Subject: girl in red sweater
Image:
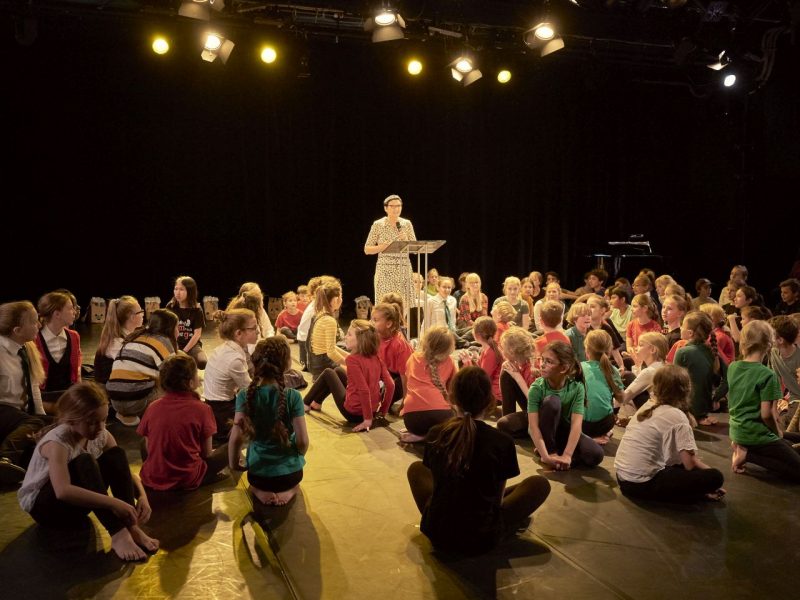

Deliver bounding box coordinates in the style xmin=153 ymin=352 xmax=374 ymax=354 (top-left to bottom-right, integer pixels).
xmin=35 ymin=290 xmax=82 ymax=412
xmin=461 ymin=316 xmax=504 ymax=404
xmin=303 ymin=320 xmax=395 ymax=431
xmin=373 ymin=302 xmax=413 ymax=411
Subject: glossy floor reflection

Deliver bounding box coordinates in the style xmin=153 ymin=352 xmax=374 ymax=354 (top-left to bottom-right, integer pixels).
xmin=0 ymin=324 xmax=796 ymax=599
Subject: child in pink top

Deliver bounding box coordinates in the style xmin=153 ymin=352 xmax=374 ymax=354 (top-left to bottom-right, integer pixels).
xmin=400 ymin=327 xmax=456 ymax=443
xmin=626 ymin=294 xmax=662 ymax=367
xmin=303 ymin=320 xmax=395 ymax=431
xmin=373 ymin=302 xmax=413 ymax=410
xmin=275 ymin=291 xmax=303 ymax=340
xmin=461 ymin=317 xmax=504 ymax=404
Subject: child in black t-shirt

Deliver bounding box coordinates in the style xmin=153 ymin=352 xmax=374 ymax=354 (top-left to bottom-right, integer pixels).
xmin=406 ymin=366 xmax=551 ymax=555
xmin=166 ymin=275 xmax=207 ymax=369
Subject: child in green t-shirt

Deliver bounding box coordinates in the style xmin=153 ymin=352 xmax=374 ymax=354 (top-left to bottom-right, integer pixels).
xmin=730 ymin=321 xmax=800 ymax=482
xmin=527 ymin=341 xmax=603 ymax=470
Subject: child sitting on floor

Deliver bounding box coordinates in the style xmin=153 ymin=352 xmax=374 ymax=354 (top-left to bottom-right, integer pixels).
xmin=581 ymin=330 xmax=624 ymax=445
xmin=496 ymin=328 xmax=538 ymax=437
xmin=275 ymin=291 xmax=302 ymax=340
xmin=527 ymin=341 xmax=604 ymax=470
xmin=460 ymin=316 xmax=503 ymax=404
xmin=138 ymin=355 xmax=229 ymax=490
xmin=406 ymin=366 xmax=551 ymax=555
xmin=730 ymin=321 xmax=800 ymax=481
xmin=18 ymin=382 xmax=158 ymax=561
xmin=303 ymin=319 xmax=395 ymax=431
xmin=615 ymin=364 xmax=725 ymax=502
xmin=400 ymin=326 xmax=456 ymax=443
xmin=229 ymin=337 xmax=309 ymax=506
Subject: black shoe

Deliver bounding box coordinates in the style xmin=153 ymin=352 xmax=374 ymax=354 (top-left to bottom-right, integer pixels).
xmin=0 ymin=458 xmax=26 ymax=485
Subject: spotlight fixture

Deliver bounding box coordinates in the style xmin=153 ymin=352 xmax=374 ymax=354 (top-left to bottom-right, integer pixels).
xmin=364 ymin=3 xmax=406 ymax=43
xmin=260 ymin=46 xmax=277 ymax=64
xmin=178 ymin=0 xmax=224 ymax=21
xmin=407 ymin=59 xmax=423 ymax=75
xmin=497 ymin=69 xmax=511 ymax=84
xmin=524 ymin=19 xmax=564 ymax=57
xmin=449 ymin=55 xmax=482 ymax=86
xmin=706 ymin=50 xmax=730 ymax=70
xmin=152 ymin=36 xmax=170 ymax=55
xmin=723 ymin=73 xmax=736 ymax=87
xmin=202 ymin=33 xmax=234 ymax=64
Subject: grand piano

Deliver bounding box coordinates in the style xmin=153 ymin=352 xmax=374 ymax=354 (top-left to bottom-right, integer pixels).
xmin=589 ymin=235 xmax=663 ymax=280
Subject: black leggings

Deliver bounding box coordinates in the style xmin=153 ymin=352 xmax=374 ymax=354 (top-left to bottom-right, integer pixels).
xmin=30 ymin=447 xmax=135 ymax=535
xmin=537 ymin=396 xmax=604 ymax=467
xmin=403 ymin=410 xmax=454 ymax=437
xmin=742 ymin=437 xmax=800 ymax=482
xmin=582 ymin=413 xmax=616 ymax=438
xmin=303 ymin=367 xmax=362 ymax=423
xmin=248 ymin=469 xmax=304 ymax=493
xmin=618 ymin=465 xmax=724 ymax=502
xmin=207 ymin=399 xmax=236 ymax=444
xmin=500 ymin=371 xmax=527 ymax=416
xmin=388 ymin=371 xmax=404 ymax=405
xmin=407 ymin=461 xmax=551 ymax=529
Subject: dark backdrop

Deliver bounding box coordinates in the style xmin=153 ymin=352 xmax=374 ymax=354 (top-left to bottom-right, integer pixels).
xmin=3 ymin=18 xmax=798 ymax=312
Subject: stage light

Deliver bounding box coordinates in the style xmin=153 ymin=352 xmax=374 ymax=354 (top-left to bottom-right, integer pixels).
xmin=179 ymin=0 xmax=223 ymax=21
xmin=364 ymin=4 xmax=406 ymax=43
xmin=407 ymin=59 xmax=422 ymax=75
xmin=261 ymin=46 xmax=277 ymax=64
xmin=152 ymin=36 xmax=170 ymax=55
xmin=533 ymin=22 xmax=555 ymax=41
xmin=707 ymin=50 xmax=730 ymax=70
xmin=541 ymin=38 xmax=565 ymax=57
xmin=497 ymin=70 xmax=511 ymax=83
xmin=724 ymin=73 xmax=736 ymax=87
xmin=202 ymin=33 xmax=234 ymax=64
xmin=449 ymin=55 xmax=482 ymax=86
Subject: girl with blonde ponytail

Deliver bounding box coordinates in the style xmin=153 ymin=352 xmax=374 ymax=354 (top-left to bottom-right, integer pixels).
xmin=407 ymin=366 xmax=551 ymax=555
xmin=581 ymin=330 xmax=624 ymax=444
xmin=228 ymin=337 xmax=308 ymax=506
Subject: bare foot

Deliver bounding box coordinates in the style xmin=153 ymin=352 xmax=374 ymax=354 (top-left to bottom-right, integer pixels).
xmin=272 ymin=485 xmax=299 ymax=506
xmin=593 ymin=435 xmax=610 ymax=446
xmin=399 ymin=432 xmax=425 ymax=443
xmin=697 ymin=416 xmax=718 ymax=426
xmin=130 ymin=525 xmax=159 ymax=553
xmin=111 ymin=528 xmax=147 ymax=561
xmin=731 ymin=442 xmax=748 ymax=474
xmin=249 ymin=485 xmax=277 ymax=505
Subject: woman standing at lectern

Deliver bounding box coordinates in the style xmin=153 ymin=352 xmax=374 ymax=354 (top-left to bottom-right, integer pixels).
xmin=364 ymin=194 xmax=417 ymax=309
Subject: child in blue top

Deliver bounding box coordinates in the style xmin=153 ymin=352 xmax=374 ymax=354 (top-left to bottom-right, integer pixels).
xmin=730 ymin=321 xmax=800 ymax=481
xmin=581 ymin=330 xmax=624 ymax=445
xmin=228 ymin=336 xmax=309 ymax=506
xmin=527 ymin=341 xmax=603 ymax=470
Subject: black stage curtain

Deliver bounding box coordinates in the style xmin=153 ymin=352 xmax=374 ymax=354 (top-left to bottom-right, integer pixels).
xmin=2 ymin=23 xmax=798 ymax=309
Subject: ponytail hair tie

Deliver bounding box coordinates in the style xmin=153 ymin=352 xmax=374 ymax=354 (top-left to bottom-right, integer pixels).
xmin=463 ymin=411 xmax=472 ymax=418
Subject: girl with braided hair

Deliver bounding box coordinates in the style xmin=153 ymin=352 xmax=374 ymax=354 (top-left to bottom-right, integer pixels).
xmin=674 ymin=311 xmax=727 ymax=426
xmin=399 ymin=326 xmax=456 ymax=443
xmin=407 ymin=366 xmax=550 ymax=555
xmin=228 ymin=336 xmax=308 ymax=506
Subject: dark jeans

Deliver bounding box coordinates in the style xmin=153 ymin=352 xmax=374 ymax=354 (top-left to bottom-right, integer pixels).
xmin=140 ymin=439 xmax=229 ymax=488
xmin=0 ymin=404 xmax=45 ymax=468
xmin=279 ymin=326 xmax=298 ymax=340
xmin=30 ymin=447 xmax=134 ymax=535
xmin=743 ymin=437 xmax=800 ymax=482
xmin=303 ymin=367 xmax=362 ymax=423
xmin=618 ymin=465 xmax=724 ymax=502
xmin=248 ymin=469 xmax=303 ymax=493
xmin=403 ymin=409 xmax=454 ymax=437
xmin=208 ymin=399 xmax=235 ymax=444
xmin=537 ymin=395 xmax=604 ymax=467
xmin=407 ymin=461 xmax=551 ymax=529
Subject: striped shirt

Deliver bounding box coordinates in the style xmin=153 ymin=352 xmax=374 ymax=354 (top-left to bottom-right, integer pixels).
xmin=106 ymin=334 xmax=175 ymax=401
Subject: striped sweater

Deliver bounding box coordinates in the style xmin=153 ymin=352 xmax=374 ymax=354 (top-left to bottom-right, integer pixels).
xmin=106 ymin=334 xmax=175 ymax=401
